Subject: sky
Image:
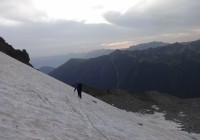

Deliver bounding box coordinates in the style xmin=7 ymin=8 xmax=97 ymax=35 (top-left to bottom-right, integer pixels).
xmin=0 ymin=0 xmax=200 ymax=57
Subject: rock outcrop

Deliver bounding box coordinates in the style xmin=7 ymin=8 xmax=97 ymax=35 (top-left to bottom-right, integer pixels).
xmin=0 ymin=37 xmax=33 ymax=67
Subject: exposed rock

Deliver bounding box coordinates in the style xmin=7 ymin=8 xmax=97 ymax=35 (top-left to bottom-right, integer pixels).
xmin=0 ymin=36 xmax=33 ymax=67
xmin=82 ymin=85 xmax=200 ymax=134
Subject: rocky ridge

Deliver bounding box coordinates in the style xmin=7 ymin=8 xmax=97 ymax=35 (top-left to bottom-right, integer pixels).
xmin=0 ymin=37 xmax=32 ymax=67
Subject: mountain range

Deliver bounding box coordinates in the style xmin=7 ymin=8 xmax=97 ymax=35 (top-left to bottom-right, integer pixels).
xmin=31 ymin=41 xmax=169 ymax=69
xmin=50 ymin=39 xmax=200 ymax=98
xmin=31 ymin=49 xmax=113 ymax=69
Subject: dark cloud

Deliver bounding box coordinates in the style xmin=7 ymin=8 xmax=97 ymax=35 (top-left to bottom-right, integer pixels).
xmin=104 ymin=0 xmax=200 ymax=32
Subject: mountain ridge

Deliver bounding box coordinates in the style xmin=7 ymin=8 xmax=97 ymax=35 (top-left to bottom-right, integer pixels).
xmin=31 ymin=41 xmax=170 ymax=69
xmin=31 ymin=49 xmax=113 ymax=68
xmin=50 ymin=39 xmax=200 ymax=98
xmin=128 ymin=41 xmax=169 ymax=50
xmin=0 ymin=36 xmax=33 ymax=67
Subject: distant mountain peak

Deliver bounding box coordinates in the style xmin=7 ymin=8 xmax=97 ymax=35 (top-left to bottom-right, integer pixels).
xmin=129 ymin=41 xmax=169 ymax=51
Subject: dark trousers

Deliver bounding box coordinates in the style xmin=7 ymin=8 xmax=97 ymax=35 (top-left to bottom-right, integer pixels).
xmin=78 ymin=90 xmax=82 ymax=98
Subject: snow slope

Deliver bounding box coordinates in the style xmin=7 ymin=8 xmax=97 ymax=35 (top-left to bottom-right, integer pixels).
xmin=0 ymin=52 xmax=199 ymax=140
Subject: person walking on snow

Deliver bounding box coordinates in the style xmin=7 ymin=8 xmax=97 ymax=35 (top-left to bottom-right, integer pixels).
xmin=74 ymin=82 xmax=82 ymax=99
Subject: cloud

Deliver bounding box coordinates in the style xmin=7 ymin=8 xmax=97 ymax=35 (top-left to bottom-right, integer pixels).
xmin=1 ymin=19 xmax=138 ymax=57
xmin=0 ymin=0 xmax=46 ymax=24
xmin=1 ymin=0 xmax=200 ymax=58
xmin=2 ymin=18 xmax=200 ymax=57
xmin=102 ymin=41 xmax=133 ymax=49
xmin=104 ymin=0 xmax=200 ymax=32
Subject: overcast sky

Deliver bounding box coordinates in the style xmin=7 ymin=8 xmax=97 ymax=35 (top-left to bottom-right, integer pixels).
xmin=0 ymin=0 xmax=200 ymax=58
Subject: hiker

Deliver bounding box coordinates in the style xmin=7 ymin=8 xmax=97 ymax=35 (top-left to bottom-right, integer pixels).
xmin=74 ymin=82 xmax=82 ymax=99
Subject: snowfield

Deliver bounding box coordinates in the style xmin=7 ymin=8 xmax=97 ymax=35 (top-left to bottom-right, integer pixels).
xmin=0 ymin=52 xmax=199 ymax=140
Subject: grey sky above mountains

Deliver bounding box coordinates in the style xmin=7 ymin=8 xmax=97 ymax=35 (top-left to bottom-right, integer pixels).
xmin=0 ymin=0 xmax=200 ymax=57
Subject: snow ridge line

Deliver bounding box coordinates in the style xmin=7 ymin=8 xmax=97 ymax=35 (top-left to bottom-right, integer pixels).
xmin=78 ymin=98 xmax=110 ymax=140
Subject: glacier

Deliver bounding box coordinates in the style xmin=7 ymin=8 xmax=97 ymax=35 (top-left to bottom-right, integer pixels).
xmin=0 ymin=52 xmax=199 ymax=140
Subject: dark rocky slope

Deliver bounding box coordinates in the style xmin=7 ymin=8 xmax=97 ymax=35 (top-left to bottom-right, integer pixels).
xmin=82 ymin=85 xmax=200 ymax=134
xmin=0 ymin=37 xmax=32 ymax=67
